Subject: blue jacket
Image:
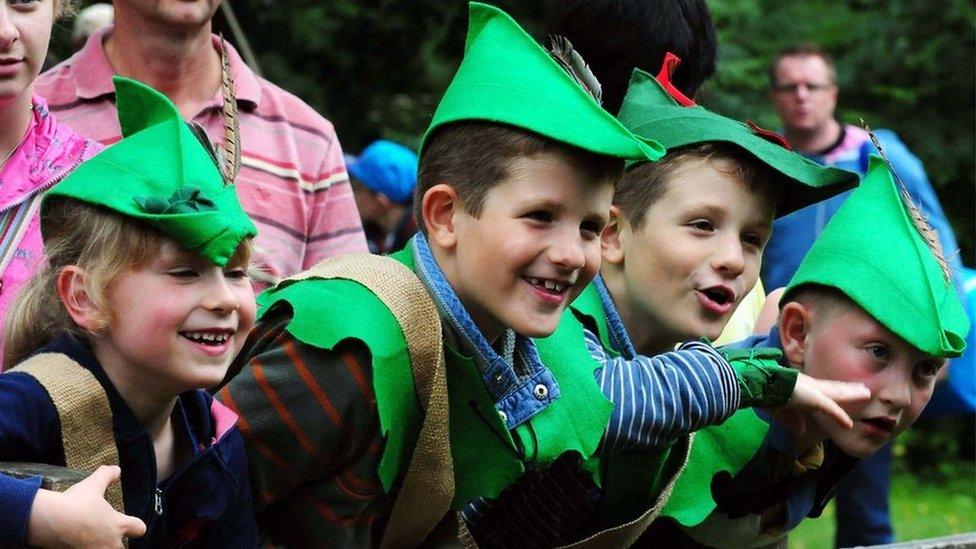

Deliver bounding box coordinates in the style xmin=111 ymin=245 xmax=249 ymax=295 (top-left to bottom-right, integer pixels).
xmin=0 ymin=334 xmax=257 ymax=547
xmin=762 ymin=125 xmax=964 ymax=299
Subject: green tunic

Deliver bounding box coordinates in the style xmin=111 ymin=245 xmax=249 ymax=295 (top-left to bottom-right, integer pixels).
xmin=256 ymin=247 xmax=614 ymax=509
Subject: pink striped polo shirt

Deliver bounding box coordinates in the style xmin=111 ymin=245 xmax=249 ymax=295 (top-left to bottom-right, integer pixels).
xmin=36 ymin=28 xmax=368 ymax=290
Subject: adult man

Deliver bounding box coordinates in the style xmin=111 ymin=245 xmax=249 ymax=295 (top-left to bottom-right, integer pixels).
xmin=36 ymin=0 xmax=367 ymax=287
xmin=763 ymin=43 xmax=965 ymax=547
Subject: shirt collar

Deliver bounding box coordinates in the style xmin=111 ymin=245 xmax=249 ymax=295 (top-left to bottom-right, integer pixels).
xmin=69 ymin=27 xmax=262 ymax=110
xmin=411 ymin=234 xmax=560 ymax=428
xmin=593 ymin=275 xmax=639 ymax=359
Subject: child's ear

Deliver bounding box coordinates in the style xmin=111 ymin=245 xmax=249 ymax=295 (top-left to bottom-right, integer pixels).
xmin=779 ymin=301 xmax=812 ymax=370
xmin=422 ymin=183 xmax=460 ymax=250
xmin=601 ymin=206 xmax=626 ymax=265
xmin=56 ymin=266 xmax=106 ymax=333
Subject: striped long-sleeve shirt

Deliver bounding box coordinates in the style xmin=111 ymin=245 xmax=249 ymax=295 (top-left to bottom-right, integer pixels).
xmin=590 ymin=331 xmax=742 ymax=453
xmin=35 ymin=29 xmax=368 ymax=290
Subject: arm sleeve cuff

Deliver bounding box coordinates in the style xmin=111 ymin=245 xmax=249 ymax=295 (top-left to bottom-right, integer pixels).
xmin=722 ymin=347 xmax=798 ymax=408
xmin=0 ymin=474 xmax=43 ymax=545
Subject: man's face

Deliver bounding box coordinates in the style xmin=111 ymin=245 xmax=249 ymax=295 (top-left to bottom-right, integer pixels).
xmin=604 ymin=158 xmax=774 ymax=354
xmin=790 ymin=300 xmax=943 ymax=458
xmin=442 ymin=153 xmax=613 ymax=342
xmin=770 ymin=55 xmax=838 ymax=136
xmin=115 ymin=0 xmax=220 ymax=30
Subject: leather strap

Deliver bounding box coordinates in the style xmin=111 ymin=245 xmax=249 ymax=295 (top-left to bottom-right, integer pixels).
xmin=284 ymin=253 xmax=453 ymax=548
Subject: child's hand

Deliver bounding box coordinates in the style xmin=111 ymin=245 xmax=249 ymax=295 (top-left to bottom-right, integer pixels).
xmin=26 ymin=465 xmax=146 ymax=548
xmin=780 ymin=373 xmax=871 ymax=430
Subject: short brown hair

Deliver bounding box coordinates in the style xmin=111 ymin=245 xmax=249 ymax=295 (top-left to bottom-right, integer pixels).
xmin=769 ymin=43 xmax=837 ymax=88
xmin=614 ymin=141 xmax=782 ymax=230
xmin=414 ymin=122 xmax=624 ymax=228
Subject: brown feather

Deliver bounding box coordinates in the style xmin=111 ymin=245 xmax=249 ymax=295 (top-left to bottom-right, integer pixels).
xmin=548 ymin=34 xmax=602 ymax=104
xmin=860 ymin=118 xmax=952 ymax=284
xmin=219 ymin=34 xmax=242 ymax=186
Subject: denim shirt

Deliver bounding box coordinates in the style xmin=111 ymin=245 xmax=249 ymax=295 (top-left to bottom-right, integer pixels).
xmin=410 ymin=235 xmax=561 ymax=429
xmin=593 ymin=275 xmax=639 ymax=358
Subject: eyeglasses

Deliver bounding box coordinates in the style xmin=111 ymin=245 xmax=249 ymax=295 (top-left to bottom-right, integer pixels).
xmin=772 ymin=82 xmax=835 ymax=95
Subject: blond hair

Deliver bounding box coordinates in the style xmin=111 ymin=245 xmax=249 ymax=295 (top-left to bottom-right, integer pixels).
xmin=3 ymin=198 xmax=251 ymax=369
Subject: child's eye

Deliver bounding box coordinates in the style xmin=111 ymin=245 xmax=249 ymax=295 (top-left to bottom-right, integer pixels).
xmin=866 ymin=344 xmax=890 ymax=361
xmin=225 ymin=268 xmax=249 ymax=280
xmin=580 ymin=220 xmax=603 ymax=238
xmin=742 ymin=232 xmax=766 ymax=249
xmin=689 ymin=220 xmax=714 ymax=232
xmin=914 ymin=360 xmax=942 ymax=380
xmin=524 ymin=211 xmax=552 ymax=223
xmin=9 ymin=0 xmax=40 ymax=10
xmin=168 ymin=268 xmax=199 ymax=279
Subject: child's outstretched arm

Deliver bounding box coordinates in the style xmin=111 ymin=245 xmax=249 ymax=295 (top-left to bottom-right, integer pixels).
xmin=25 ymin=465 xmax=146 ymax=548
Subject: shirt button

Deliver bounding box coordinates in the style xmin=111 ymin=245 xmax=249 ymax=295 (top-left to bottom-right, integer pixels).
xmin=498 ymin=410 xmax=508 ymax=424
xmin=533 ymin=384 xmax=549 ymax=400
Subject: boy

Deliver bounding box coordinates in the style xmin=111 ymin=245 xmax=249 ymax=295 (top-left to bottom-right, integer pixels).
xmin=534 ymin=59 xmax=862 ymax=534
xmin=651 ymin=158 xmax=970 ymax=546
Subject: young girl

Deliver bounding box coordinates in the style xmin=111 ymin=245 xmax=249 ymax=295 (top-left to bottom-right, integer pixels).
xmin=0 ymin=0 xmax=101 ymax=337
xmin=0 ymin=77 xmax=258 ymax=547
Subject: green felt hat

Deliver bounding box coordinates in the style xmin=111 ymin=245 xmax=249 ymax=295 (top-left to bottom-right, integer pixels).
xmin=785 ymin=157 xmax=969 ymax=357
xmin=420 ymin=2 xmax=663 ymax=163
xmin=44 ymin=77 xmax=257 ymax=266
xmin=617 ymin=61 xmax=858 ymax=216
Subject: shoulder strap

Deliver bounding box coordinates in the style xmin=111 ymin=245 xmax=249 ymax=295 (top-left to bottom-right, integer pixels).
xmin=557 ymin=434 xmax=694 ymax=549
xmin=283 ymin=253 xmax=453 ymax=548
xmin=10 ymin=352 xmax=125 ymax=514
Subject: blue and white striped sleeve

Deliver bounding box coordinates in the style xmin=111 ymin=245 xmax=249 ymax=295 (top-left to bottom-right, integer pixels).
xmin=587 ymin=330 xmax=741 ymax=454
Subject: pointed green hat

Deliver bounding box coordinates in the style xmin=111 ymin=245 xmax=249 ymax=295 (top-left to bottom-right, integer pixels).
xmin=785 ymin=157 xmax=969 ymax=357
xmin=617 ymin=59 xmax=858 ymax=216
xmin=421 ymin=2 xmax=663 ymax=163
xmin=44 ymin=77 xmax=257 ymax=266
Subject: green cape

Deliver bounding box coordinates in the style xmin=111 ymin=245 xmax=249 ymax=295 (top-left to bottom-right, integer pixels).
xmin=44 ymin=77 xmax=256 ymax=266
xmin=785 ymin=156 xmax=969 ymax=357
xmin=421 ymin=2 xmax=663 ymax=164
xmin=617 ymin=66 xmax=857 ymax=216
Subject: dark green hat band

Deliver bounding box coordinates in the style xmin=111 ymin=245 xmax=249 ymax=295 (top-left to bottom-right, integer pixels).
xmin=44 ymin=77 xmax=257 ymax=266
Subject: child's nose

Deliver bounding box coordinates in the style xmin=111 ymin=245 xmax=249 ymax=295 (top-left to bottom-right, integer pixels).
xmin=547 ymin=229 xmax=586 ymax=270
xmin=0 ymin=8 xmax=19 ymax=49
xmin=877 ymin=367 xmax=913 ymax=410
xmin=203 ymin=276 xmax=241 ymax=314
xmin=711 ymin=238 xmax=745 ymax=277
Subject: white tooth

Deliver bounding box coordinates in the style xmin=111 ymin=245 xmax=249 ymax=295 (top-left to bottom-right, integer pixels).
xmin=544 ymin=280 xmax=556 ymax=290
xmin=529 ymin=277 xmax=540 ymax=285
xmin=554 ymin=284 xmax=564 ymax=292
xmin=205 ymin=334 xmax=215 ymax=341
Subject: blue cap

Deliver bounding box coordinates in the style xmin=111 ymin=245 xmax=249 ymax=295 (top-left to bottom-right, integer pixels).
xmin=346 ymin=140 xmax=419 ymax=204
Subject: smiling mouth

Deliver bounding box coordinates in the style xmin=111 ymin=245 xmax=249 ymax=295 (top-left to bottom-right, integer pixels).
xmin=180 ymin=331 xmax=231 ymax=346
xmin=524 ymin=276 xmax=572 ymax=295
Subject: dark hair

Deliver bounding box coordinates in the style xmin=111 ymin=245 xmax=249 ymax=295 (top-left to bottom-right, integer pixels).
xmin=614 ymin=142 xmax=782 ymax=230
xmin=769 ymin=43 xmax=837 ymax=87
xmin=545 ymin=0 xmax=717 ymax=113
xmin=414 ymin=122 xmax=623 ymax=229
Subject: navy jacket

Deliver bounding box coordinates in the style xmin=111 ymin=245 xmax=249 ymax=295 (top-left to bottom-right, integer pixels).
xmin=0 ymin=334 xmax=257 ymax=547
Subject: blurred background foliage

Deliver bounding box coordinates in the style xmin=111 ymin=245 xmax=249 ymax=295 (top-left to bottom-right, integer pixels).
xmin=52 ymin=0 xmax=973 ymax=261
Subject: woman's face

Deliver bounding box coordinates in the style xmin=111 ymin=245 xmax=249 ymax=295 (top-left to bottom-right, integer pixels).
xmin=0 ymin=0 xmax=54 ymax=109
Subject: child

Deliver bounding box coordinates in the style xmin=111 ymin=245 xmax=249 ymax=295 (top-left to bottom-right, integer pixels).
xmin=652 ymin=158 xmax=970 ymax=546
xmin=0 ymin=78 xmax=258 ymax=547
xmin=532 ymin=59 xmax=864 ymax=534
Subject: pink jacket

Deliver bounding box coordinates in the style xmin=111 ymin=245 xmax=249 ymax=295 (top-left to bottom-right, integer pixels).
xmin=0 ymin=96 xmax=102 ymax=336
